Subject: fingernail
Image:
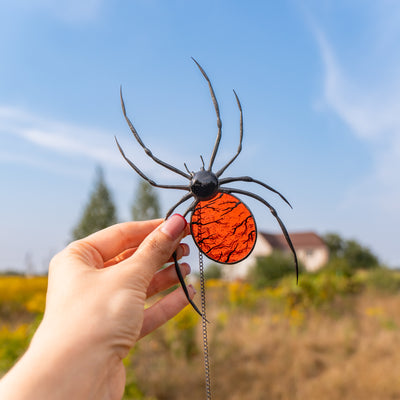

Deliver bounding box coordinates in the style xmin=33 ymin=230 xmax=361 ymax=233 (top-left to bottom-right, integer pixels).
xmin=188 ymin=284 xmax=197 ymax=295
xmin=161 ymin=214 xmax=187 ymax=240
xmin=182 ymin=263 xmax=191 ymax=274
xmin=181 ymin=244 xmax=190 ymax=257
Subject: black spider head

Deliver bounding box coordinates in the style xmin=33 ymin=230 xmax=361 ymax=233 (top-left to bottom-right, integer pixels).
xmin=190 ymin=169 xmax=219 ymax=201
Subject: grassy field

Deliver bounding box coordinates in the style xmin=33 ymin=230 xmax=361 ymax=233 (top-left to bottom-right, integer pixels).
xmin=1 ymin=269 xmax=400 ymax=399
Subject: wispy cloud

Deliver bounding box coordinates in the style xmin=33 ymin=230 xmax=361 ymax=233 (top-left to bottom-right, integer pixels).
xmin=0 ymin=105 xmax=192 ymax=183
xmin=314 ymin=28 xmax=400 ymax=197
xmin=315 ymin=31 xmax=400 ymax=141
xmin=0 ymin=105 xmax=123 ymax=169
xmin=308 ymin=4 xmax=400 ymax=265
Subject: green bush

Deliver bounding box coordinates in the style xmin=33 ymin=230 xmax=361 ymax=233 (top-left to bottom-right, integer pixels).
xmin=365 ymin=267 xmax=400 ymax=293
xmin=270 ymin=268 xmax=361 ymax=310
xmin=0 ymin=324 xmax=31 ymax=374
xmin=248 ymin=251 xmax=297 ymax=288
xmin=324 ymin=257 xmax=355 ymax=278
xmin=204 ymin=263 xmax=223 ymax=280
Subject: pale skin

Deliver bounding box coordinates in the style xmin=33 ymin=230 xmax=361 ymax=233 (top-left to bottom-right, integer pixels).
xmin=0 ymin=214 xmax=195 ymax=400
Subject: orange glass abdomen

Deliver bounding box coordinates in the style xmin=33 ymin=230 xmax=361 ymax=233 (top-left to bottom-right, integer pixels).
xmin=190 ymin=193 xmax=257 ymax=264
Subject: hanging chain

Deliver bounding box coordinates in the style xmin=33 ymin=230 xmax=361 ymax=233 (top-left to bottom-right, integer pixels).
xmin=199 ymin=250 xmax=212 ymax=400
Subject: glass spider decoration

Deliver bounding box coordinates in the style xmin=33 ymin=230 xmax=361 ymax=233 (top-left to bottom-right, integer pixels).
xmin=115 ymin=58 xmax=298 ymax=317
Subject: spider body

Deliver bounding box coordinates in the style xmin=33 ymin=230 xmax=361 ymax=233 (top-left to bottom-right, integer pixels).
xmin=116 ymin=58 xmax=298 ymax=317
xmin=191 ymin=192 xmax=257 ymax=264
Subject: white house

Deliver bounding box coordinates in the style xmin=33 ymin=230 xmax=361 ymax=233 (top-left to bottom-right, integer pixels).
xmin=221 ymin=231 xmax=329 ymax=280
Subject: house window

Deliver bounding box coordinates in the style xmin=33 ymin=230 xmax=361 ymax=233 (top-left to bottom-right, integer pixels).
xmin=305 ymin=249 xmax=314 ymax=257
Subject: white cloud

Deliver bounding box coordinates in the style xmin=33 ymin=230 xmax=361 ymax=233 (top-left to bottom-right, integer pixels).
xmin=0 ymin=105 xmax=193 ymax=185
xmin=315 ymin=30 xmax=400 ymax=141
xmin=309 ymin=9 xmax=400 ymax=266
xmin=315 ymin=29 xmax=400 ymax=193
xmin=0 ymin=105 xmax=123 ymax=168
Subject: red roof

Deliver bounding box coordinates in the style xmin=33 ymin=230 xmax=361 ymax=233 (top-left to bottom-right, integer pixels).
xmin=260 ymin=231 xmax=326 ymax=251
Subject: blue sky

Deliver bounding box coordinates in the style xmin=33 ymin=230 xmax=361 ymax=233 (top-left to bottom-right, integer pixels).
xmin=1 ymin=0 xmax=400 ymax=272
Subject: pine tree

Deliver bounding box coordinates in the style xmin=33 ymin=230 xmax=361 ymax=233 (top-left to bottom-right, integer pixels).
xmin=72 ymin=167 xmax=118 ymax=240
xmin=131 ymin=180 xmax=161 ymax=221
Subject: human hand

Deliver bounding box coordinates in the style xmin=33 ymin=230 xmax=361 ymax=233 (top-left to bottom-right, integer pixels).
xmin=0 ymin=215 xmax=195 ymax=400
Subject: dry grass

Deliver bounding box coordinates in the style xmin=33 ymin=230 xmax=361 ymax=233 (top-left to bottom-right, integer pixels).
xmin=129 ymin=287 xmax=400 ymax=400
xmin=1 ymin=274 xmax=400 ymax=399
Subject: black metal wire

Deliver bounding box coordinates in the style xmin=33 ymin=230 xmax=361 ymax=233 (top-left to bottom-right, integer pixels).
xmin=199 ymin=251 xmax=212 ymax=400
xmin=173 ymin=252 xmax=203 ymax=317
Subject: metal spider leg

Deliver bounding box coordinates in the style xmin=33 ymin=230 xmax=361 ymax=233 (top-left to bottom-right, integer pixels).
xmin=216 ymin=90 xmax=243 ymax=177
xmin=219 ymin=176 xmax=293 ymax=208
xmin=220 ymin=187 xmax=299 ymax=282
xmin=172 ymin=252 xmax=204 ymax=318
xmin=120 ymin=87 xmax=190 ymax=180
xmin=191 ymin=58 xmax=222 ymax=172
xmin=182 ymin=200 xmax=198 ymax=218
xmin=165 ymin=193 xmax=194 ymax=219
xmin=115 ymin=137 xmax=189 ymax=191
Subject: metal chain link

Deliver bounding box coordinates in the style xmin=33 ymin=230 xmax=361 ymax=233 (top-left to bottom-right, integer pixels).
xmin=199 ymin=251 xmax=212 ymax=400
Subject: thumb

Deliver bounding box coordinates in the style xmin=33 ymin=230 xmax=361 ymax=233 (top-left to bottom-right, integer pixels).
xmin=124 ymin=214 xmax=188 ymax=286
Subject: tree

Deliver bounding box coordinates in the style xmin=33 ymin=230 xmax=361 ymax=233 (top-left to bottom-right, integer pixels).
xmin=323 ymin=233 xmax=344 ymax=259
xmin=72 ymin=167 xmax=117 ymax=240
xmin=131 ymin=180 xmax=161 ymax=221
xmin=323 ymin=233 xmax=379 ymax=270
xmin=343 ymin=239 xmax=379 ymax=269
xmin=204 ymin=263 xmax=222 ymax=280
xmin=248 ymin=251 xmax=296 ymax=288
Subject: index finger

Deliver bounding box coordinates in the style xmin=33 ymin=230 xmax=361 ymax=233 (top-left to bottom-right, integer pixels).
xmin=83 ymin=219 xmax=164 ymax=262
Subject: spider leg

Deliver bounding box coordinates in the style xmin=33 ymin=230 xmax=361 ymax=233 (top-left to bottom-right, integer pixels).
xmin=219 ymin=176 xmax=292 ymax=208
xmin=220 ymin=187 xmax=299 ymax=282
xmin=191 ymin=58 xmax=222 ymax=172
xmin=182 ymin=200 xmax=197 ymax=218
xmin=165 ymin=193 xmax=194 ymax=219
xmin=173 ymin=251 xmax=204 ymax=318
xmin=216 ymin=90 xmax=243 ymax=177
xmin=120 ymin=87 xmax=190 ymax=180
xmin=115 ymin=137 xmax=189 ymax=191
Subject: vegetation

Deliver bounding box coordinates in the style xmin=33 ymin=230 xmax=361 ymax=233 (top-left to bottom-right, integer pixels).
xmin=72 ymin=167 xmax=118 ymax=240
xmin=125 ymin=266 xmax=400 ymax=399
xmin=203 ymin=263 xmax=223 ymax=280
xmin=1 ymin=230 xmax=396 ymax=398
xmin=247 ymin=234 xmax=380 ymax=290
xmin=0 ymin=276 xmax=46 ymax=373
xmin=323 ymin=232 xmax=379 ymax=270
xmin=248 ymin=251 xmax=298 ymax=288
xmin=2 ymin=263 xmax=400 ymax=398
xmin=131 ymin=180 xmax=161 ymax=221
